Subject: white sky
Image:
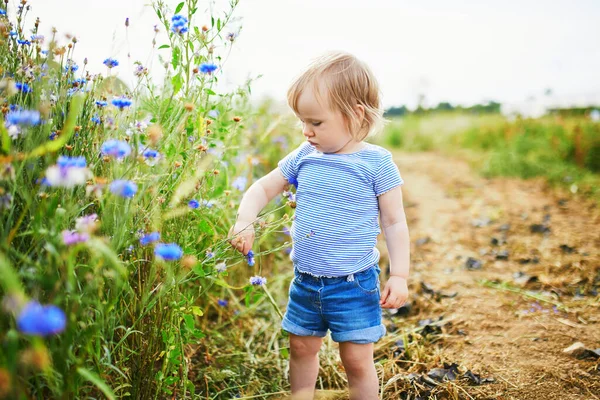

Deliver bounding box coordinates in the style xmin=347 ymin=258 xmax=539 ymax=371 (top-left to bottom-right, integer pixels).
xmin=23 ymin=0 xmax=600 ymax=108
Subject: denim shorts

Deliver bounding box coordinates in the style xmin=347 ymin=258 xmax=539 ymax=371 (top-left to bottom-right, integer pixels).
xmin=282 ymin=265 xmax=386 ymax=344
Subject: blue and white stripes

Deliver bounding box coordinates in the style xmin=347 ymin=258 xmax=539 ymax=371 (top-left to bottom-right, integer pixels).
xmin=278 ymin=142 xmax=403 ymax=277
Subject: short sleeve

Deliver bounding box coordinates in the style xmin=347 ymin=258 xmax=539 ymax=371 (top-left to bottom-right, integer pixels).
xmin=374 ymin=151 xmax=404 ymax=196
xmin=277 ymin=142 xmax=313 ymax=186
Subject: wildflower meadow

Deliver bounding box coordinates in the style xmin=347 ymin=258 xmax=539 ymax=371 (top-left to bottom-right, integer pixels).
xmin=0 ymin=1 xmax=299 ymax=398
xmin=1 ymin=1 xmax=599 ymax=399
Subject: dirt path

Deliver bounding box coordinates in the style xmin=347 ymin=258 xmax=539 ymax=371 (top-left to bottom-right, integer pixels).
xmin=384 ymin=151 xmax=600 ymax=399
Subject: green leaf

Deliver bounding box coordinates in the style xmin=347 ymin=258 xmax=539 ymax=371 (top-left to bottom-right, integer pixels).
xmin=191 ymin=306 xmax=204 ymax=316
xmin=184 ymin=314 xmax=194 ymax=330
xmin=217 ymin=18 xmax=221 ymax=30
xmin=0 ymin=120 xmax=10 ymax=154
xmin=172 ymin=47 xmax=181 ymax=69
xmin=198 ymin=220 xmax=213 ymax=235
xmin=175 ymin=2 xmax=184 ymax=14
xmin=192 ymin=264 xmax=205 ymax=277
xmin=172 ymin=73 xmax=183 ymax=95
xmin=204 ymin=88 xmax=216 ymax=96
xmin=158 ymin=44 xmax=170 ymax=50
xmin=77 ymin=368 xmax=116 ymax=400
xmin=156 ymin=9 xmax=162 ymax=19
xmin=211 ymin=16 xmax=214 ymax=27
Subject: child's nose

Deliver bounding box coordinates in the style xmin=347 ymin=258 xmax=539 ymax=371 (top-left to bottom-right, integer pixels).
xmin=302 ymin=124 xmax=314 ymax=137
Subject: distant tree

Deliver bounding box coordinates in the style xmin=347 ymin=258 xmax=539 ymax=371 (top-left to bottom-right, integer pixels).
xmin=435 ymin=102 xmax=454 ymax=111
xmin=384 ymin=105 xmax=409 ymax=117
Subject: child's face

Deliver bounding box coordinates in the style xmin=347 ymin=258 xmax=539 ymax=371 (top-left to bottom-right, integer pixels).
xmin=295 ymin=85 xmax=360 ymax=154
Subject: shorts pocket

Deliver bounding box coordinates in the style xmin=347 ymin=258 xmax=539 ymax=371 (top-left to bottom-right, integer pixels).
xmin=353 ymin=267 xmax=379 ymax=294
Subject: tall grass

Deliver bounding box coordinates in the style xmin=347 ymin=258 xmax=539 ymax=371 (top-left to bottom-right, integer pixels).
xmin=377 ymin=113 xmax=600 ymax=199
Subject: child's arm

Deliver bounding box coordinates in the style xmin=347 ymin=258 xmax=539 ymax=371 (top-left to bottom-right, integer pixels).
xmin=377 ymin=185 xmax=410 ymax=309
xmin=229 ymin=168 xmax=289 ymax=255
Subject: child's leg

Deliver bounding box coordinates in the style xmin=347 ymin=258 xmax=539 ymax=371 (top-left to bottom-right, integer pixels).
xmin=289 ymin=334 xmax=322 ymax=399
xmin=339 ymin=342 xmax=378 ymax=400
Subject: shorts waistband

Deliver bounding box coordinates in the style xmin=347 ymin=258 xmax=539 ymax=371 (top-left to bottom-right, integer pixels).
xmin=294 ymin=265 xmax=378 ymax=283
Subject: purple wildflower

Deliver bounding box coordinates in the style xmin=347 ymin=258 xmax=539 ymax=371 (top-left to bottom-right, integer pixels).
xmin=62 ymin=230 xmax=90 ymax=246
xmin=249 ymin=276 xmax=267 ymax=286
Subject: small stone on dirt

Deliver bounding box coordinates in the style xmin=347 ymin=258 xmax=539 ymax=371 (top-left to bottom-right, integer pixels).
xmin=530 ymin=223 xmax=551 ymax=234
xmin=465 ymin=257 xmax=483 ymax=270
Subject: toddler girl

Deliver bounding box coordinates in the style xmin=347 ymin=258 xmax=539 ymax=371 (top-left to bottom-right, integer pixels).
xmin=229 ymin=51 xmax=410 ymax=400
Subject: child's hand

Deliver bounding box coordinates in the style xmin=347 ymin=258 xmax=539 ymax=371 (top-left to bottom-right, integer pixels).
xmin=380 ymin=276 xmax=408 ymax=309
xmin=228 ymin=220 xmax=255 ymax=255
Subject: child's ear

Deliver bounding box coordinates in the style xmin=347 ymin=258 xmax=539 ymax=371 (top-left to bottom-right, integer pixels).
xmin=354 ymin=104 xmax=365 ymax=123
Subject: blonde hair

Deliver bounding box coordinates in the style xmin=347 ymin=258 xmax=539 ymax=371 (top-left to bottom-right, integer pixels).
xmin=287 ymin=51 xmax=385 ymax=141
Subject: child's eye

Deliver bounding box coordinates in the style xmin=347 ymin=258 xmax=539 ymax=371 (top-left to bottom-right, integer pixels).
xmin=312 ymin=122 xmax=321 ymax=127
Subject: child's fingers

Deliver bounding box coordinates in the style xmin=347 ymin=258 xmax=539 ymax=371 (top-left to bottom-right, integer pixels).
xmin=379 ymin=286 xmax=390 ymax=305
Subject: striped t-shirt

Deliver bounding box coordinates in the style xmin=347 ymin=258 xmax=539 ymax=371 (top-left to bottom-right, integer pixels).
xmin=278 ymin=141 xmax=404 ymax=277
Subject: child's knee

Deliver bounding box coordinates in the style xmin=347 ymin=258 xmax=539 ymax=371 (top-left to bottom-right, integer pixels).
xmin=289 ymin=334 xmax=322 ymax=358
xmin=339 ymin=343 xmax=374 ymax=375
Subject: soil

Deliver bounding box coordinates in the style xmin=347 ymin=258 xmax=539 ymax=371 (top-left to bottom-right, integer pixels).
xmin=368 ymin=151 xmax=600 ymax=400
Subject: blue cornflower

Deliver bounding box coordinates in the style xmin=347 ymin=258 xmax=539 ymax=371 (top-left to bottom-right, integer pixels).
xmin=17 ymin=39 xmax=30 ymax=46
xmin=17 ymin=301 xmax=66 ymax=336
xmin=171 ymin=15 xmax=189 ymax=34
xmin=45 ymin=156 xmax=89 ymax=188
xmin=111 ymin=97 xmax=132 ymax=110
xmin=95 ymin=100 xmax=108 ymax=108
xmin=217 ymin=299 xmax=228 ymax=307
xmin=288 ymin=177 xmax=298 ymax=188
xmin=232 ymin=176 xmax=247 ymax=191
xmin=57 ymin=156 xmax=86 ymax=168
xmin=208 ymin=110 xmax=219 ymax=118
xmin=140 ymin=232 xmax=160 ymax=246
xmin=103 ymin=58 xmax=119 ymax=68
xmin=143 ymin=149 xmax=159 ymax=159
xmin=101 ymin=139 xmax=131 ymax=158
xmin=205 ymin=250 xmax=214 ymax=259
xmin=0 ymin=9 xmax=6 ymax=16
xmin=247 ymin=250 xmax=255 ymax=267
xmin=154 ymin=243 xmax=183 ymax=261
xmin=70 ymin=78 xmax=87 ymax=87
xmin=226 ymin=32 xmax=236 ymax=42
xmin=6 ymin=110 xmax=40 ymax=126
xmin=188 ymin=199 xmax=200 ymax=209
xmin=91 ymin=115 xmax=101 ymax=125
xmin=15 ymin=82 xmax=31 ymax=93
xmin=49 ymin=131 xmax=58 ymax=140
xmin=109 ymin=180 xmax=137 ymax=198
xmin=249 ymin=276 xmax=267 ymax=286
xmin=199 ymin=63 xmax=218 ymax=74
xmin=9 ymin=31 xmax=16 ymax=37
xmin=65 ymin=60 xmax=78 ymax=73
